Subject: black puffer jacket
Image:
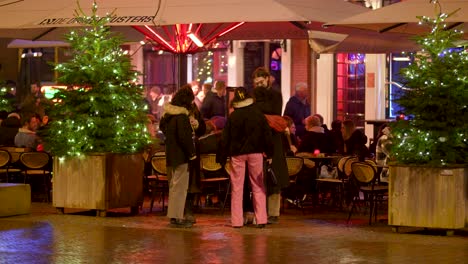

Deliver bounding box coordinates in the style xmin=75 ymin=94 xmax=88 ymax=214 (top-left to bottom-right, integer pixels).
xmin=254 ymin=86 xmax=283 ymax=115
xmin=159 ymin=103 xmax=196 ymax=167
xmin=219 ymin=98 xmax=273 ymax=160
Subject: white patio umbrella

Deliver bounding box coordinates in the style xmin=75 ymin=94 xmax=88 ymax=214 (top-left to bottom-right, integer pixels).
xmin=0 ymin=0 xmax=376 ymax=51
xmin=217 ymin=21 xmax=420 ymax=53
xmin=1 ymin=0 xmax=420 ymax=53
xmin=0 ymin=0 xmax=367 ymax=29
xmin=325 ymin=0 xmax=468 ymax=39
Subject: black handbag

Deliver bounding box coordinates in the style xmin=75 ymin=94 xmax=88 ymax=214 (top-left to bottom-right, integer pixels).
xmin=266 ymin=163 xmax=277 ymax=185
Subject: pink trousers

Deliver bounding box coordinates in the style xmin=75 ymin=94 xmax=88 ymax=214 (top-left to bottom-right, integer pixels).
xmin=230 ymin=153 xmax=267 ymax=226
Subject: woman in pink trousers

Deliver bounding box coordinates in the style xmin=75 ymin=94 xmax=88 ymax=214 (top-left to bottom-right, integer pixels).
xmin=217 ymin=87 xmax=273 ymax=228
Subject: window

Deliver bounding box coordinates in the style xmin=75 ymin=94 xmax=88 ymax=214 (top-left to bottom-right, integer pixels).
xmin=335 ymin=53 xmax=366 ymax=128
xmin=387 ymin=53 xmax=413 ymax=118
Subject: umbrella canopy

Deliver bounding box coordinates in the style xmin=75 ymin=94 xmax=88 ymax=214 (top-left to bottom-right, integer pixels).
xmin=0 ymin=0 xmax=418 ymax=53
xmin=0 ymin=0 xmax=378 ymax=52
xmin=325 ymin=0 xmax=468 ymax=39
xmin=0 ymin=0 xmax=367 ymax=28
xmin=217 ymin=21 xmax=420 ymax=53
xmin=5 ymin=21 xmax=419 ymax=53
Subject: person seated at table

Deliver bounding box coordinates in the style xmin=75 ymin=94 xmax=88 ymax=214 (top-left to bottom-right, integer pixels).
xmin=342 ymin=120 xmax=370 ymax=160
xmin=199 ymin=121 xmax=221 ymax=154
xmin=282 ymin=115 xmax=318 ymax=206
xmin=298 ymin=115 xmax=330 ymax=154
xmin=328 ymin=119 xmax=344 ymax=154
xmin=14 ymin=113 xmax=40 ymax=150
xmin=0 ymin=113 xmax=21 ymax=146
xmin=313 ymin=113 xmax=330 ymax=134
xmin=282 ymin=115 xmax=298 ymax=156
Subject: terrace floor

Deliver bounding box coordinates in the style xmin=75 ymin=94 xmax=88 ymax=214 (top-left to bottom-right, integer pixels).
xmin=0 ymin=199 xmax=467 ymax=264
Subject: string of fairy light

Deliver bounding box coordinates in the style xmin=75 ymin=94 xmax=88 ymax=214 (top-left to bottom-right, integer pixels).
xmin=0 ymin=85 xmax=13 ymax=112
xmin=391 ymin=1 xmax=468 ymax=166
xmin=196 ymin=51 xmax=214 ymax=84
xmin=49 ymin=1 xmax=151 ymax=158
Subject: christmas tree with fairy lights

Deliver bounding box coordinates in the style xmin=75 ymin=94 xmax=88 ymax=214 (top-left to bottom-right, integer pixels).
xmin=196 ymin=51 xmax=213 ymax=84
xmin=391 ymin=2 xmax=468 ymax=166
xmin=45 ymin=2 xmax=151 ymax=157
xmin=0 ymin=82 xmax=14 ymax=112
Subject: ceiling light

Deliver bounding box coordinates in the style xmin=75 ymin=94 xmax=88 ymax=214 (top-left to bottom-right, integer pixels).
xmin=392 ymin=56 xmax=411 ymax=61
xmin=187 ymin=32 xmax=204 ymax=47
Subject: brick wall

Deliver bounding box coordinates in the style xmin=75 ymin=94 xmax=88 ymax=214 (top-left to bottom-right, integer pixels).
xmin=290 ymin=39 xmax=310 ymax=95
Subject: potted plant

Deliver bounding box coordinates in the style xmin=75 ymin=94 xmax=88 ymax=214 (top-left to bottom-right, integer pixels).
xmin=46 ymin=2 xmax=151 ymax=216
xmin=389 ymin=2 xmax=468 ymax=233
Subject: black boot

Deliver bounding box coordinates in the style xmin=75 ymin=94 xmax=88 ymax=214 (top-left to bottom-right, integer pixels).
xmin=184 ymin=193 xmax=196 ymax=223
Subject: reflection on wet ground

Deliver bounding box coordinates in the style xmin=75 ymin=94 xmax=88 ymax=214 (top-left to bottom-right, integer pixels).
xmin=0 ymin=202 xmax=467 ymax=264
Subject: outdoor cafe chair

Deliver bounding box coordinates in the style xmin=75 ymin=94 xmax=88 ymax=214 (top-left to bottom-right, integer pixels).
xmin=0 ymin=150 xmax=11 ymax=182
xmin=282 ymin=156 xmax=305 ymax=212
xmin=347 ymin=161 xmax=388 ymax=225
xmin=19 ymin=151 xmax=52 ymax=203
xmin=0 ymin=147 xmax=30 ymax=182
xmin=199 ymin=154 xmax=230 ymax=213
xmin=148 ymin=152 xmax=169 ymax=213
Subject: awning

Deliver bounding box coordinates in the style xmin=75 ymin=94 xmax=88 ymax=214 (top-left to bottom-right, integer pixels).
xmin=325 ymin=0 xmax=468 ymax=39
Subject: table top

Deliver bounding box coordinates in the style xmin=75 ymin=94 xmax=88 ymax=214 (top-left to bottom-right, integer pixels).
xmin=296 ymin=153 xmax=342 ymax=160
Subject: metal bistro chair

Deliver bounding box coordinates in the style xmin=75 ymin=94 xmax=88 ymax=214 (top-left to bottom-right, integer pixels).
xmin=0 ymin=147 xmax=30 ymax=182
xmin=200 ymin=154 xmax=230 ymax=213
xmin=148 ymin=152 xmax=169 ymax=213
xmin=19 ymin=151 xmax=52 ymax=203
xmin=340 ymin=156 xmax=359 ymax=206
xmin=282 ymin=156 xmax=305 ymax=212
xmin=0 ymin=150 xmax=11 ymax=182
xmin=347 ymin=161 xmax=388 ymax=225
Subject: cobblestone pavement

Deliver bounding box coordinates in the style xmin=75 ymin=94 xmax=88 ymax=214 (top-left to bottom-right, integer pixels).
xmin=0 ymin=201 xmax=467 ymax=264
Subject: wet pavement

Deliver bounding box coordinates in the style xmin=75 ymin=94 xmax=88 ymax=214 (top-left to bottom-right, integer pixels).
xmin=0 ymin=201 xmax=467 ymax=264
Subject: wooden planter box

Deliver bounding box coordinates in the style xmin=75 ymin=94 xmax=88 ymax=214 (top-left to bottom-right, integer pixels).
xmin=53 ymin=153 xmax=144 ymax=216
xmin=388 ymin=165 xmax=467 ymax=232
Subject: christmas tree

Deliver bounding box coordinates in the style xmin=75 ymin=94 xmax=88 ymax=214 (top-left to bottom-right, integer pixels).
xmin=45 ymin=2 xmax=151 ymax=157
xmin=0 ymin=82 xmax=14 ymax=112
xmin=391 ymin=3 xmax=468 ymax=166
xmin=196 ymin=51 xmax=213 ymax=84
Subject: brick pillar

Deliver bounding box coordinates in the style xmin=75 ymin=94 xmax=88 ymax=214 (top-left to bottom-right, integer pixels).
xmin=290 ymin=39 xmax=311 ymax=104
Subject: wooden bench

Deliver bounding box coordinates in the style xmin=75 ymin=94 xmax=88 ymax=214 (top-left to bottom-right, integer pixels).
xmin=0 ymin=183 xmax=31 ymax=217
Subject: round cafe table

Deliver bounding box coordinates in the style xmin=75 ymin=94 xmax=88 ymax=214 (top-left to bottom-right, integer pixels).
xmin=296 ymin=152 xmax=342 ymax=177
xmin=295 ymin=153 xmax=343 ymax=208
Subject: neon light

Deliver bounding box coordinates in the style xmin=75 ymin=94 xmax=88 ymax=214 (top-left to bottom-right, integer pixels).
xmin=218 ymin=22 xmax=245 ymax=37
xmin=187 ymin=32 xmax=204 ymax=47
xmin=143 ymin=25 xmax=176 ymax=52
xmin=132 ymin=22 xmax=246 ymax=53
